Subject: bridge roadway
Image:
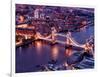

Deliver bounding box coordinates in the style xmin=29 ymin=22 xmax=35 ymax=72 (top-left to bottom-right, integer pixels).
xmin=37 ymin=32 xmax=85 ymax=49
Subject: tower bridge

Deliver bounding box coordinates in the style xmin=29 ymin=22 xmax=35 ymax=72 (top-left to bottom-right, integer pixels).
xmin=16 ymin=27 xmax=93 ymax=53
xmin=35 ymin=28 xmax=93 ymax=52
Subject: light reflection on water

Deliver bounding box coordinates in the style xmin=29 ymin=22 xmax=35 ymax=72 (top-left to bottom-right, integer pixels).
xmin=19 ymin=47 xmax=22 ymax=55
xmin=51 ymin=45 xmax=59 ymax=60
xmin=33 ymin=41 xmax=60 ymax=60
xmin=34 ymin=41 xmax=42 ymax=55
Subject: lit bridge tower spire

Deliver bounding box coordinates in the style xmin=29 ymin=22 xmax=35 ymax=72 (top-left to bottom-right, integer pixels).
xmin=66 ymin=32 xmax=72 ymax=46
xmin=65 ymin=32 xmax=73 ymax=56
xmin=51 ymin=27 xmax=57 ymax=44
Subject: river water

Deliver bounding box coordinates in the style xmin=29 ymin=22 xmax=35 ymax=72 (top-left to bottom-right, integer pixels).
xmin=16 ymin=26 xmax=94 ymax=73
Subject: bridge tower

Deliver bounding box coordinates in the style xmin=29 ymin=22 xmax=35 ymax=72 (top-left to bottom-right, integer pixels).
xmin=84 ymin=42 xmax=93 ymax=52
xmin=34 ymin=32 xmax=40 ymax=40
xmin=65 ymin=32 xmax=72 ymax=56
xmin=66 ymin=32 xmax=72 ymax=46
xmin=83 ymin=42 xmax=94 ymax=57
xmin=51 ymin=27 xmax=57 ymax=44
